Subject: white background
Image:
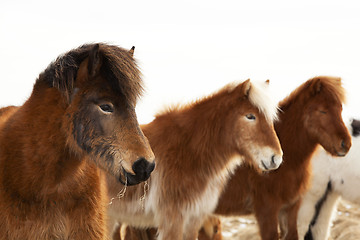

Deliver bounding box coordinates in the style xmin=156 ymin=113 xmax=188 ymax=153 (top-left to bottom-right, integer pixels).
xmin=1 ymin=0 xmax=359 ymax=123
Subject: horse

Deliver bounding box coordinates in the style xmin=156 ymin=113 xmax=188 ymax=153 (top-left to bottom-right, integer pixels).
xmin=199 ymin=76 xmax=351 ymax=240
xmin=106 ymin=79 xmax=283 ymax=240
xmin=0 ymin=43 xmax=155 ymax=239
xmin=297 ymin=118 xmax=360 ymax=240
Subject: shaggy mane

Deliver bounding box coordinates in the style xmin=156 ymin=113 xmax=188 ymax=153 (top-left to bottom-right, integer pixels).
xmin=156 ymin=80 xmax=279 ymax=124
xmin=37 ymin=43 xmax=143 ymax=105
xmin=216 ymin=80 xmax=279 ymax=123
xmin=280 ymin=76 xmax=346 ymax=110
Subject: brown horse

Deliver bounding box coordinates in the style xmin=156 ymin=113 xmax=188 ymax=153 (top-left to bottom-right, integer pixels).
xmin=0 ymin=43 xmax=155 ymax=239
xmin=106 ymin=79 xmax=283 ymax=240
xmin=201 ymin=76 xmax=351 ymax=240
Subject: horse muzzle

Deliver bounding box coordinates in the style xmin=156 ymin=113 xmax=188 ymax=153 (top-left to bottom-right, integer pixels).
xmin=335 ymin=139 xmax=351 ymax=157
xmin=260 ymin=154 xmax=283 ymax=171
xmin=119 ymin=157 xmax=155 ymax=186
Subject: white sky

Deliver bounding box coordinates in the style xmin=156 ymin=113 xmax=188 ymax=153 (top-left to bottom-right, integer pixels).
xmin=0 ymin=0 xmax=359 ymax=123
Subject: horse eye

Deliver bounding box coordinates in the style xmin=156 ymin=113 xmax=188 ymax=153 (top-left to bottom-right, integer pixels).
xmin=99 ymin=104 xmax=114 ymax=113
xmin=246 ymin=114 xmax=256 ymax=120
xmin=319 ymin=110 xmax=327 ymax=114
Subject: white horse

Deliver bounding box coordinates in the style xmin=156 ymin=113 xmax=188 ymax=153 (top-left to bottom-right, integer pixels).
xmin=297 ymin=118 xmax=360 ymax=240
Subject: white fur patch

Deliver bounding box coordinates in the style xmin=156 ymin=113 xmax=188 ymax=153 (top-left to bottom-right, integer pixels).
xmin=181 ymin=155 xmax=243 ymax=218
xmin=297 ymin=120 xmax=360 ymax=239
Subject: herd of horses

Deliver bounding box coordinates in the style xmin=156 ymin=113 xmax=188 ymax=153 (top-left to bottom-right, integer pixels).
xmin=0 ymin=43 xmax=357 ymax=240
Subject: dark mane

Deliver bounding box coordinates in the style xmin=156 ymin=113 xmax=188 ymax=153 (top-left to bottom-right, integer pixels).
xmin=279 ymin=76 xmax=346 ymax=110
xmin=37 ymin=43 xmax=143 ymax=105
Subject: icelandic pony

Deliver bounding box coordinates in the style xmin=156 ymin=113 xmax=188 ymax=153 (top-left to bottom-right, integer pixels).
xmin=201 ymin=76 xmax=351 ymax=240
xmin=0 ymin=43 xmax=155 ymax=240
xmin=106 ymin=79 xmax=283 ymax=240
xmin=297 ymin=118 xmax=360 ymax=240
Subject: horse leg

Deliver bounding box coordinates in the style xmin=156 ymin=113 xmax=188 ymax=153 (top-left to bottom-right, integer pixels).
xmin=156 ymin=210 xmax=184 ymax=240
xmin=198 ymin=215 xmax=222 ymax=240
xmin=254 ymin=202 xmax=280 ymax=240
xmin=308 ymin=191 xmax=340 ymax=240
xmin=279 ymin=200 xmax=301 ymax=240
xmin=107 ymin=209 xmax=122 ymax=240
xmin=296 ymin=191 xmax=319 ymax=239
xmin=111 ymin=223 xmax=121 ymax=240
xmin=183 ymin=215 xmax=205 ymax=240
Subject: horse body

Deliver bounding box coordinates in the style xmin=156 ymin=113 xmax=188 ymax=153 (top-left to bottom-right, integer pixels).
xmin=0 ymin=43 xmax=154 ymax=239
xmin=107 ymin=80 xmax=283 ymax=240
xmin=210 ymin=76 xmax=351 ymax=240
xmin=297 ymin=119 xmax=360 ymax=240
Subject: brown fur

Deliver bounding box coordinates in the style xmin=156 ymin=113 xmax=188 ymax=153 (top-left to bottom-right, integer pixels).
xmin=106 ymin=80 xmax=283 ymax=240
xmin=205 ymin=76 xmax=351 ymax=240
xmin=0 ymin=43 xmax=154 ymax=240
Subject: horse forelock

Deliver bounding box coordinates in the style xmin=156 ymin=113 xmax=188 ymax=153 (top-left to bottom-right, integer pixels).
xmin=99 ymin=44 xmax=144 ymax=105
xmin=247 ymin=81 xmax=279 ymax=123
xmin=280 ymin=76 xmax=346 ymax=109
xmin=317 ymin=76 xmax=346 ymax=104
xmin=38 ymin=43 xmax=143 ymax=105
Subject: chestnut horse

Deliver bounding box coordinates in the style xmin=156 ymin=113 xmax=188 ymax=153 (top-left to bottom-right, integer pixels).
xmin=297 ymin=118 xmax=360 ymax=240
xmin=106 ymin=79 xmax=283 ymax=240
xmin=200 ymin=76 xmax=351 ymax=240
xmin=0 ymin=43 xmax=155 ymax=239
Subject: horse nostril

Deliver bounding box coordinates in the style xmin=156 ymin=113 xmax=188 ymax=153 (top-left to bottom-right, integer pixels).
xmin=132 ymin=157 xmax=155 ymax=179
xmin=271 ymin=155 xmax=276 ymax=165
xmin=147 ymin=161 xmax=155 ymax=174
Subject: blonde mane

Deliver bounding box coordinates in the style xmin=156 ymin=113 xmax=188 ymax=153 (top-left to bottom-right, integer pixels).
xmin=158 ymin=80 xmax=279 ymax=124
xmin=247 ymin=80 xmax=279 ymax=123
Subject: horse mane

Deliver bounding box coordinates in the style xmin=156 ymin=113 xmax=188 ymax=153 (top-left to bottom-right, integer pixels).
xmin=156 ymin=80 xmax=279 ymax=123
xmin=279 ymin=76 xmax=346 ymax=110
xmin=245 ymin=80 xmax=279 ymax=123
xmin=37 ymin=43 xmax=143 ymax=104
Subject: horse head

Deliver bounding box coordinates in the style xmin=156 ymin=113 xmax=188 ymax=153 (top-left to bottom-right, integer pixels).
xmin=60 ymin=44 xmax=155 ymax=186
xmin=302 ymin=76 xmax=351 ymax=156
xmin=227 ymin=79 xmax=283 ymax=172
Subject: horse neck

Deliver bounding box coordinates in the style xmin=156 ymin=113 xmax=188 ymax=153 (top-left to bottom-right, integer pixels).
xmin=188 ymin=102 xmax=233 ymax=162
xmin=158 ymin=99 xmax=234 ymax=176
xmin=276 ymin=105 xmax=317 ymax=168
xmin=2 ymin=84 xmax=86 ymax=191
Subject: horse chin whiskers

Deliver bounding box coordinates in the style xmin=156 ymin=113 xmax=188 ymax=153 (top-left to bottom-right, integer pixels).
xmin=109 ymin=176 xmax=128 ymax=205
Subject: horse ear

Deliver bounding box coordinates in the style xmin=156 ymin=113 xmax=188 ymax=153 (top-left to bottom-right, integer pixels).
xmin=312 ymin=78 xmax=322 ymax=94
xmin=243 ymin=79 xmax=251 ymax=97
xmin=265 ymin=79 xmax=270 ymax=85
xmin=129 ymin=46 xmax=135 ymax=57
xmin=88 ymin=44 xmax=102 ymax=77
